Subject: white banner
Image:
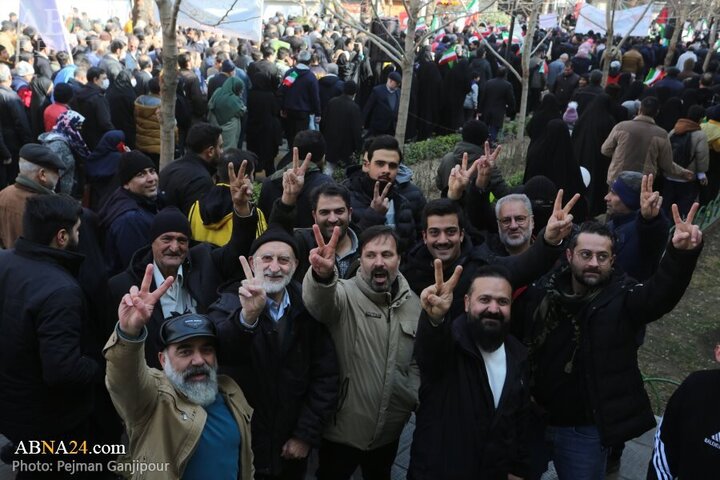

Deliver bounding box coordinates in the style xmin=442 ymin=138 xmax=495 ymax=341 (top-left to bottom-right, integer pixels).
xmin=539 ymin=13 xmax=558 ymax=30
xmin=575 ymin=4 xmax=654 ymax=37
xmin=19 ymin=0 xmax=73 ymax=53
xmin=177 ymin=0 xmax=263 ymax=42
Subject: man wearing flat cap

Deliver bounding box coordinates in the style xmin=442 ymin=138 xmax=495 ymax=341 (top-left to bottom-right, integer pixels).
xmin=363 ymin=70 xmax=401 ymax=136
xmin=98 ymin=150 xmax=160 ymax=275
xmin=105 ymin=268 xmax=254 ymax=479
xmin=0 ymin=143 xmax=63 ymax=248
xmin=211 ymin=225 xmax=338 ymax=480
xmin=109 ymin=160 xmax=258 ymax=368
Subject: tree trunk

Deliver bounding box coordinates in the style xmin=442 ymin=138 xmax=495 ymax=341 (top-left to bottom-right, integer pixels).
xmin=395 ymin=1 xmax=419 ymax=145
xmin=602 ymin=0 xmax=617 ymax=86
xmin=132 ymin=0 xmax=154 ymax=26
xmin=704 ymin=17 xmax=717 ymax=72
xmin=665 ymin=4 xmax=689 ymax=67
xmin=517 ymin=0 xmax=541 ymax=141
xmin=156 ymin=0 xmax=180 ymax=170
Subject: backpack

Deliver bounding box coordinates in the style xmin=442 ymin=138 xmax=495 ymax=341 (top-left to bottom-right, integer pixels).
xmin=670 ymin=132 xmax=694 ymax=168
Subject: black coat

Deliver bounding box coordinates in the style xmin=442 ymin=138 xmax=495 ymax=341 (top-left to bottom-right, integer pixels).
xmin=0 ymin=85 xmax=33 ymax=157
xmin=363 ymin=83 xmax=400 ymax=135
xmin=409 ymin=312 xmax=530 ymax=479
xmin=318 ymin=74 xmax=344 ymax=116
xmin=478 ymin=78 xmax=516 ymax=128
xmin=70 ymin=83 xmax=114 ymax=150
xmin=212 ymin=281 xmax=339 ymax=476
xmin=552 ymin=72 xmax=580 ymax=108
xmin=322 ymin=94 xmax=363 ymax=166
xmin=342 ymin=168 xmax=417 ymax=253
xmin=246 ymin=86 xmax=282 ymax=175
xmin=159 ymin=152 xmax=216 ymax=215
xmin=514 ymin=243 xmax=703 ymax=446
xmin=247 ymin=59 xmax=279 ymax=92
xmin=107 ymin=212 xmax=255 ymax=368
xmin=0 ymin=239 xmax=102 ymax=441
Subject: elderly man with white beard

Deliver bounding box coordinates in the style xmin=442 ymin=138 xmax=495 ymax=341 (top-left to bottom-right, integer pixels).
xmin=210 ymin=225 xmax=339 ymax=480
xmin=104 ymin=265 xmax=255 ymax=480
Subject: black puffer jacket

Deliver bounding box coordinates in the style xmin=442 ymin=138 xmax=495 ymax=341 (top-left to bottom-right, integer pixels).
xmin=342 ymin=167 xmax=417 ymax=253
xmin=211 ymin=281 xmax=339 ymax=477
xmin=514 ymin=242 xmax=703 ymax=446
xmin=0 ymin=239 xmax=102 ymax=441
xmin=108 ymin=211 xmax=256 ymax=368
xmin=409 ymin=312 xmax=530 ymax=480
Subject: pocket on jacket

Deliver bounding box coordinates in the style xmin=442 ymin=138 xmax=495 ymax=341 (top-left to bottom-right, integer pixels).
xmin=396 ymin=320 xmax=417 ymax=373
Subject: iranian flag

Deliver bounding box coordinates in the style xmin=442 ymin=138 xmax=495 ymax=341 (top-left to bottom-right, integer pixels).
xmin=282 ymin=70 xmax=299 ymax=88
xmin=439 ymin=47 xmax=458 ymax=67
xmin=644 ymin=67 xmax=666 ymax=86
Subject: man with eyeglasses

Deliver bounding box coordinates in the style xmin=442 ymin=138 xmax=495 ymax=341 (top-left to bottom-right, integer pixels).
xmin=515 ymin=210 xmax=704 ymax=480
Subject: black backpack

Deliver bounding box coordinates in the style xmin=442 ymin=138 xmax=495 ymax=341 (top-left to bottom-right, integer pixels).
xmin=670 ymin=132 xmax=693 ymax=168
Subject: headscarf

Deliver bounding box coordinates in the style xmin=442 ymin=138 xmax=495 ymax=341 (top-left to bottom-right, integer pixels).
xmin=527 ymin=94 xmax=562 ymax=139
xmin=53 ymin=110 xmax=91 ymax=158
xmin=208 ymin=76 xmax=245 ymax=125
xmin=656 ymin=97 xmax=683 ymax=132
xmin=107 ymin=69 xmax=136 ymax=100
xmin=85 ymin=130 xmax=126 ymax=179
xmin=29 ymin=76 xmax=53 ymax=137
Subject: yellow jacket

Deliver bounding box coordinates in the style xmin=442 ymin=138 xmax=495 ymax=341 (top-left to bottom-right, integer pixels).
xmin=189 ymin=189 xmax=268 ymax=246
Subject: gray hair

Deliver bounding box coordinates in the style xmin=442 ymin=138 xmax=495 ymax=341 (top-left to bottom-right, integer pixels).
xmin=495 ymin=193 xmax=533 ymax=219
xmin=18 ymin=158 xmax=42 ymax=176
xmin=0 ymin=64 xmax=10 ymax=83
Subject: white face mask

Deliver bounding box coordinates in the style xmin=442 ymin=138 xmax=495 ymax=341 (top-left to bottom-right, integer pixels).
xmin=101 ymin=78 xmax=110 ymax=90
xmin=130 ymin=78 xmax=137 ymax=87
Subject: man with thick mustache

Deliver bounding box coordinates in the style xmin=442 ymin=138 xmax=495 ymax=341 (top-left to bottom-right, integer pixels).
xmin=303 ymin=224 xmax=421 ymax=480
xmin=109 ymin=161 xmax=257 ymax=368
xmin=104 ymin=267 xmax=254 ymax=479
xmin=408 ymin=262 xmax=530 ymax=479
xmin=210 ymin=226 xmax=339 ymax=480
xmin=515 ymin=211 xmax=704 ymax=479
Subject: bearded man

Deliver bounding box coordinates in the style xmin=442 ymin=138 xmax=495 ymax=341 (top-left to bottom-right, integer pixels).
xmin=516 ymin=216 xmax=703 ymax=479
xmin=303 ymin=224 xmax=421 ymax=480
xmin=0 ymin=195 xmax=102 ymax=478
xmin=104 ymin=267 xmax=254 ymax=479
xmin=408 ymin=262 xmax=531 ymax=480
xmin=211 ymin=226 xmax=339 ymax=480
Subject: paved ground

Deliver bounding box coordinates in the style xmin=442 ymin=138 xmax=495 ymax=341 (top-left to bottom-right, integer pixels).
xmin=1 ymin=415 xmax=655 ymax=479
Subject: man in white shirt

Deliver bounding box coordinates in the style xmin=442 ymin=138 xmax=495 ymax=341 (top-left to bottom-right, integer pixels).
xmin=408 ymin=262 xmax=530 ymax=480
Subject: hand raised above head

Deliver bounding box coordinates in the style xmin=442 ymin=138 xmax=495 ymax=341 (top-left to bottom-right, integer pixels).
xmin=544 ymin=189 xmax=580 ymax=245
xmin=671 ymin=202 xmax=702 ymax=250
xmin=640 ymin=173 xmax=663 ymax=220
xmin=370 ymin=180 xmax=392 ymax=214
xmin=228 ymin=159 xmax=253 ymax=215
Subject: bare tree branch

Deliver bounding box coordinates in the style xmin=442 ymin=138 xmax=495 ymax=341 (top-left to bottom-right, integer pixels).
xmin=531 ymin=29 xmax=552 ymax=56
xmin=481 ymin=36 xmax=522 ymax=81
xmin=417 ymin=0 xmax=498 ymax=45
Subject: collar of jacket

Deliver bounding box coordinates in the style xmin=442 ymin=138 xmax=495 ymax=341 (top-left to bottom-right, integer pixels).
xmin=353 ymin=270 xmax=413 ymax=307
xmin=673 ymin=118 xmax=701 ymax=135
xmin=14 ymin=174 xmax=55 ymax=195
xmin=633 ymin=115 xmax=656 ymax=125
xmin=14 ymin=237 xmax=85 ymax=277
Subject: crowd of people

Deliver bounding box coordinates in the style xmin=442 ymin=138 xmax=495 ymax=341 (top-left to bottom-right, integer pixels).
xmin=0 ymin=7 xmax=717 ymax=480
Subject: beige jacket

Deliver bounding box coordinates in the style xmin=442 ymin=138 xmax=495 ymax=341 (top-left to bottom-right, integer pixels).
xmin=104 ymin=328 xmax=254 ymax=480
xmin=602 ymin=115 xmax=690 ymax=184
xmin=302 ymin=268 xmax=420 ymax=450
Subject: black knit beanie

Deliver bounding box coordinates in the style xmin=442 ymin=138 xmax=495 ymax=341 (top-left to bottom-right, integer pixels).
xmin=249 ymin=225 xmax=299 ymax=258
xmin=150 ymin=207 xmax=192 ymax=241
xmin=461 ymin=120 xmax=489 ymax=147
xmin=117 ymin=151 xmax=155 ymax=185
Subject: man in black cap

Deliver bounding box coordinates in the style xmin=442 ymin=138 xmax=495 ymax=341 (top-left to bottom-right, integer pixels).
xmin=0 ymin=194 xmax=102 ymax=478
xmin=109 ymin=160 xmax=258 ymax=368
xmin=211 ymin=225 xmax=339 ymax=480
xmin=0 ymin=143 xmax=63 ymax=248
xmin=363 ymin=70 xmax=401 ymax=136
xmin=98 ymin=151 xmax=159 ymax=275
xmin=105 ymin=271 xmax=254 ymax=479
